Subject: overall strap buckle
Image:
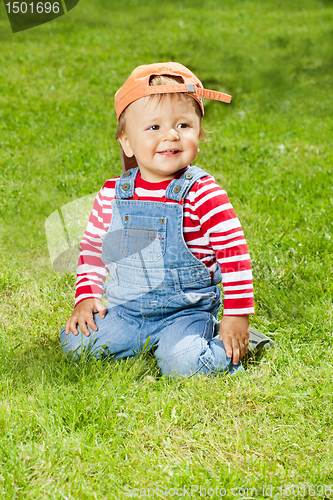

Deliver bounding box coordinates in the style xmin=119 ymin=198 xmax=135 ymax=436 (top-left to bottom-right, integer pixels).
xmin=115 ymin=167 xmax=140 ymax=199
xmin=164 ymin=166 xmax=211 ymax=202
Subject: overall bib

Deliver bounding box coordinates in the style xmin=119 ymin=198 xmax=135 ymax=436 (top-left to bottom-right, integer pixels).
xmin=61 ymin=166 xmax=242 ymax=377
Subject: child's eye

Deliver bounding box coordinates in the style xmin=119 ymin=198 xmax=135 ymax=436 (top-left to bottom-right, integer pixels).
xmin=149 ymin=125 xmax=160 ymax=130
xmin=178 ymin=123 xmax=189 ymax=129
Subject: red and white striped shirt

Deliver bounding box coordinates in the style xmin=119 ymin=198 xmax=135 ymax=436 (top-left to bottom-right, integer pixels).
xmin=75 ymin=168 xmax=255 ymax=315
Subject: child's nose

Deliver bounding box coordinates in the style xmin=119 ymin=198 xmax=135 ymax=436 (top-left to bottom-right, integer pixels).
xmin=165 ymin=128 xmax=180 ymax=141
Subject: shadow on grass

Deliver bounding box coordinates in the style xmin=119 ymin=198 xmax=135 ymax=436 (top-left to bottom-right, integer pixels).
xmin=0 ymin=332 xmax=281 ymax=395
xmin=0 ymin=334 xmax=162 ymax=392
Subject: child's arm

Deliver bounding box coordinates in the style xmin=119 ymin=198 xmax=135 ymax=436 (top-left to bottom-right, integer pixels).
xmin=65 ymin=298 xmax=106 ymax=336
xmin=189 ymin=176 xmax=254 ymax=365
xmin=190 ymin=176 xmax=255 ymax=319
xmin=68 ymin=179 xmax=117 ymax=331
xmin=74 ymin=185 xmax=111 ymax=308
xmin=219 ymin=315 xmax=250 ymax=365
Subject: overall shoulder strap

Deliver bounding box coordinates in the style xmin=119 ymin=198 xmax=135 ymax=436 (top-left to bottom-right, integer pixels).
xmin=115 ymin=167 xmax=140 ymax=199
xmin=165 ymin=166 xmax=211 ymax=202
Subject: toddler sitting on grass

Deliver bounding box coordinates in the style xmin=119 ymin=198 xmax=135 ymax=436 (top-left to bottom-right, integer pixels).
xmin=61 ymin=62 xmax=271 ymax=376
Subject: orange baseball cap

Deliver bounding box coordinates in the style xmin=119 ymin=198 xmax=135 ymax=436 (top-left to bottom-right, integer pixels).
xmin=115 ymin=62 xmax=232 ymax=171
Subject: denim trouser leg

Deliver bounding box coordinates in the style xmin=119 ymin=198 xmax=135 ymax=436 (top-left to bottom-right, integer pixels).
xmin=61 ymin=306 xmax=242 ymax=377
xmin=154 ymin=312 xmax=242 ymax=377
xmin=60 ymin=305 xmax=142 ymax=359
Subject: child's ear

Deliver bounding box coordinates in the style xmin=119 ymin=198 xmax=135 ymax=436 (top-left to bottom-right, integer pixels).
xmin=119 ymin=131 xmax=134 ymax=158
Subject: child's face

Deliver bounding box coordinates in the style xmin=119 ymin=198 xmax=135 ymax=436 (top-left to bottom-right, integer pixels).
xmin=119 ymin=95 xmax=201 ymax=182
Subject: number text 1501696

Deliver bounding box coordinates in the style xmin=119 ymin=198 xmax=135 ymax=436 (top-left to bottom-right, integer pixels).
xmin=5 ymin=2 xmax=60 ymax=14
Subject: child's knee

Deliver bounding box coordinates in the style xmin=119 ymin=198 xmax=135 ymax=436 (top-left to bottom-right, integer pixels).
xmin=156 ymin=334 xmax=241 ymax=377
xmin=60 ymin=326 xmax=93 ymax=357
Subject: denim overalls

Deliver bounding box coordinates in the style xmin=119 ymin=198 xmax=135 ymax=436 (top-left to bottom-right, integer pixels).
xmin=61 ymin=166 xmax=242 ymax=377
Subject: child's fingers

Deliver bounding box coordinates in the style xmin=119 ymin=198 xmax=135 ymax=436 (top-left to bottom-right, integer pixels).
xmin=222 ymin=334 xmax=233 ymax=360
xmin=66 ymin=316 xmax=79 ymax=336
xmin=234 ymin=336 xmax=248 ymax=364
xmin=231 ymin=338 xmax=240 ymax=365
xmin=219 ymin=316 xmax=250 ymax=364
xmin=65 ymin=316 xmax=76 ymax=335
xmin=77 ymin=312 xmax=95 ymax=336
xmin=223 ymin=333 xmax=245 ymax=365
xmin=66 ymin=314 xmax=91 ymax=336
xmin=65 ymin=319 xmax=70 ymax=335
xmin=241 ymin=337 xmax=249 ymax=360
xmin=239 ymin=331 xmax=249 ymax=361
xmin=79 ymin=321 xmax=91 ymax=336
xmin=95 ymin=302 xmax=107 ymax=319
xmin=64 ymin=299 xmax=106 ymax=336
xmin=85 ymin=315 xmax=98 ymax=333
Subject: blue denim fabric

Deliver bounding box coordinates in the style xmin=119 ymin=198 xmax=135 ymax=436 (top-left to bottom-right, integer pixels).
xmin=61 ymin=166 xmax=242 ymax=377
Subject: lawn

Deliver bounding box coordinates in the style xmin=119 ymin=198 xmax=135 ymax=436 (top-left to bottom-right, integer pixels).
xmin=0 ymin=0 xmax=332 ymax=498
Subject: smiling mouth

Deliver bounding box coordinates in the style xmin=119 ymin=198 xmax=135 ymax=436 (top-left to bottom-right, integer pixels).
xmin=157 ymin=149 xmax=181 ymax=156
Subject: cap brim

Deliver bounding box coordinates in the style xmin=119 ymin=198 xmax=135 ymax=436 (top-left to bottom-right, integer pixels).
xmin=121 ymin=146 xmax=138 ymax=171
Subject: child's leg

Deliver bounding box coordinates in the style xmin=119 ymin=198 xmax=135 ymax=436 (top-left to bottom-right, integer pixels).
xmin=60 ymin=305 xmax=142 ymax=359
xmin=154 ymin=312 xmax=242 ymax=377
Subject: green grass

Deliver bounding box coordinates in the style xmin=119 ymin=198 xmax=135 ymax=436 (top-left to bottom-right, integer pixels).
xmin=1 ymin=0 xmax=333 ymax=497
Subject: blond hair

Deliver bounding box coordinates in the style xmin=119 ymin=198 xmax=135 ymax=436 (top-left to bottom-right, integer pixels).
xmin=116 ymin=74 xmax=205 ymax=139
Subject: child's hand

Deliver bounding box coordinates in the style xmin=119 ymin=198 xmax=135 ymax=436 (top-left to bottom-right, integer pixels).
xmin=65 ymin=298 xmax=107 ymax=336
xmin=219 ymin=315 xmax=250 ymax=365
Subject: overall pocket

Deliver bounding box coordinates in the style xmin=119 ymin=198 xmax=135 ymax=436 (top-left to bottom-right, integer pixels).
xmin=162 ymin=288 xmax=221 ymax=325
xmin=120 ymin=215 xmax=166 ymax=262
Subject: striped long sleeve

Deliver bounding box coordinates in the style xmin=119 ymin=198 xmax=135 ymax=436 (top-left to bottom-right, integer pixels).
xmin=184 ymin=176 xmax=254 ymax=315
